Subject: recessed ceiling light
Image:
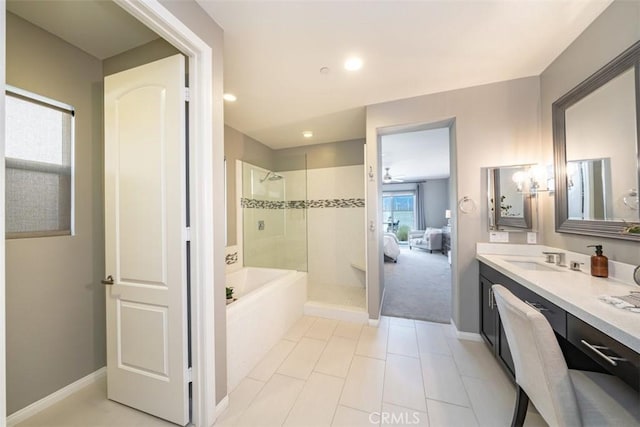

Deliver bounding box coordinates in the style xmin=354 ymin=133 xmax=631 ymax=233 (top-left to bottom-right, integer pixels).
xmin=302 ymin=131 xmax=313 ymax=138
xmin=223 ymin=93 xmax=237 ymax=102
xmin=344 ymin=57 xmax=363 ymax=71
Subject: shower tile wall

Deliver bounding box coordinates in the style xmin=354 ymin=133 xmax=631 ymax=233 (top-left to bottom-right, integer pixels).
xmin=307 ymin=165 xmax=365 ymax=290
xmin=281 ymin=169 xmax=308 ymax=272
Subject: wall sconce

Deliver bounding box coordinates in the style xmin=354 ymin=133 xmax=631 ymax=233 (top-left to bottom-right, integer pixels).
xmin=512 ymin=171 xmax=527 ymax=192
xmin=512 ymin=165 xmax=553 ymax=193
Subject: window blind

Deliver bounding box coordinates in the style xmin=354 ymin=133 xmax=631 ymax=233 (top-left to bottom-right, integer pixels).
xmin=5 ymin=87 xmax=74 ymax=238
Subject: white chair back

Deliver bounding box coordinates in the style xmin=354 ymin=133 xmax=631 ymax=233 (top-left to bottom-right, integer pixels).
xmin=492 ymin=285 xmax=582 ymax=427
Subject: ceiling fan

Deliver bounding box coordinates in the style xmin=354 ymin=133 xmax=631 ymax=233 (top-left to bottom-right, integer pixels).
xmin=383 ymin=167 xmax=404 ymax=183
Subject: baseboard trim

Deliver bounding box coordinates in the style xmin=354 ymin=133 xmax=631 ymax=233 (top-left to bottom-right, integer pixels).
xmin=214 ymin=395 xmax=230 ymax=420
xmin=7 ymin=367 xmax=107 ymax=426
xmin=368 ymin=287 xmax=386 ymax=326
xmin=451 ymin=318 xmax=483 ymax=342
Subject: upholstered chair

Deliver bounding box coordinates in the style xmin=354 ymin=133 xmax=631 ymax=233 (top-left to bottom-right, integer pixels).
xmin=492 ymin=284 xmax=639 ymax=427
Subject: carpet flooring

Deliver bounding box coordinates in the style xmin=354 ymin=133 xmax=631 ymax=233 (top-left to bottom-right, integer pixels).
xmin=382 ymin=245 xmax=452 ymax=323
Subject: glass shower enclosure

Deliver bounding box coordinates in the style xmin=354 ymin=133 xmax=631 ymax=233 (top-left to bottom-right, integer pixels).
xmin=241 ymin=158 xmax=308 ymax=272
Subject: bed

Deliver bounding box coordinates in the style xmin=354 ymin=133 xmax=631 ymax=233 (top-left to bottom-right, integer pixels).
xmin=383 ymin=232 xmax=401 ymax=262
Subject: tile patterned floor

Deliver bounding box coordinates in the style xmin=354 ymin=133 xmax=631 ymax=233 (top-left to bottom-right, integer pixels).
xmin=216 ymin=316 xmax=548 ymax=427
xmin=17 ymin=316 xmax=548 ymax=427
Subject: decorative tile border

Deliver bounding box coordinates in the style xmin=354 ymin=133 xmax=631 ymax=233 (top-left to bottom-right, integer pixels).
xmin=308 ymin=198 xmax=365 ymax=208
xmin=241 ymin=197 xmax=364 ymax=209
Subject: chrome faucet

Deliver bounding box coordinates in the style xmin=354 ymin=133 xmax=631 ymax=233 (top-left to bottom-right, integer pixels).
xmin=542 ymin=251 xmax=566 ymax=266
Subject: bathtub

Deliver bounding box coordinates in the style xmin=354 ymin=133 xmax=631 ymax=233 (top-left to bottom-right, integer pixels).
xmin=226 ymin=267 xmax=307 ymax=391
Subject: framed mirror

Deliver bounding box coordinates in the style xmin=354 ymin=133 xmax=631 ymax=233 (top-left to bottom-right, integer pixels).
xmin=487 ymin=164 xmax=534 ymax=230
xmin=553 ymin=40 xmax=640 ymax=240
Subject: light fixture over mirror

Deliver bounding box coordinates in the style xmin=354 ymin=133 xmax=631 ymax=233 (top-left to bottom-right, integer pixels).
xmin=486 ymin=164 xmax=538 ymax=231
xmin=553 ymin=40 xmax=640 ymax=240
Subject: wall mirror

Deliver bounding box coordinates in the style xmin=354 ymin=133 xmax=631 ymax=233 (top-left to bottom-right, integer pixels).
xmin=487 ymin=164 xmax=535 ymax=231
xmin=553 ymin=40 xmax=640 ymax=240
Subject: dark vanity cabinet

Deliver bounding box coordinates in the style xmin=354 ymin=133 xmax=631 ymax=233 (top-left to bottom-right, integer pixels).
xmin=479 ymin=265 xmax=515 ymax=376
xmin=479 ymin=262 xmax=640 ymax=393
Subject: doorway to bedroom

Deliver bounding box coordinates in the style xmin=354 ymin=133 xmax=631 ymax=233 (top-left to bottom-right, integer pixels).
xmin=380 ymin=126 xmax=453 ymax=324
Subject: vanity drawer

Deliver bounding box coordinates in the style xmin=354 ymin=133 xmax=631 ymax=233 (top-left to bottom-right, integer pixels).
xmin=567 ymin=314 xmax=640 ymax=392
xmin=479 ymin=263 xmax=566 ymax=337
xmin=508 ymin=282 xmax=566 ymax=338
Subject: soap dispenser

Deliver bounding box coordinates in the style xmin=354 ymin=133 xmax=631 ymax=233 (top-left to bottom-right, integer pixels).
xmin=587 ymin=245 xmax=608 ymax=278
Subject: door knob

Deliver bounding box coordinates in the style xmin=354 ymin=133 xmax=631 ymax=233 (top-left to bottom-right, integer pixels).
xmin=101 ymin=275 xmax=114 ymax=285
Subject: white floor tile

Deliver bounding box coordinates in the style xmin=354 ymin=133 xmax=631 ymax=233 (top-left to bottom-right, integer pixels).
xmin=383 ymin=354 xmax=427 ymax=412
xmin=277 ymin=337 xmax=327 ymax=380
xmin=14 ymin=377 xmax=173 ymax=427
xmin=381 ymin=403 xmax=429 ymax=427
xmin=420 ymin=352 xmax=470 ymax=407
xmin=334 ymin=320 xmax=364 ymax=340
xmin=356 ymin=325 xmax=389 ymax=360
xmin=248 ymin=339 xmax=296 ymax=382
xmin=387 ymin=325 xmax=419 ymax=358
xmin=216 ymin=377 xmax=266 ymax=426
xmin=315 ymin=336 xmax=357 ymax=378
xmin=378 ymin=316 xmax=390 ymax=330
xmin=439 ymin=322 xmax=456 ymax=338
xmin=339 ymin=355 xmax=385 ymax=414
xmin=415 ymin=320 xmax=452 ymax=356
xmin=387 ymin=316 xmax=415 ymax=328
xmin=284 ymin=372 xmax=344 ymax=427
xmin=446 ymin=336 xmax=505 ymax=380
xmin=332 ymin=405 xmax=377 ymax=427
xmin=426 ymin=399 xmax=479 ymax=427
xmin=306 ymin=317 xmax=339 ymax=341
xmin=235 ymin=374 xmax=305 ymax=427
xmin=284 ymin=316 xmax=318 ymax=342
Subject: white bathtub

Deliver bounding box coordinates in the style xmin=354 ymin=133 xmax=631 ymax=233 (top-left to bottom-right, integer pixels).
xmin=226 ymin=267 xmax=307 ymax=391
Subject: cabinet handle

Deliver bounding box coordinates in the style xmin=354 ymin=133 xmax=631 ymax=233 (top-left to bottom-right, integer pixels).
xmin=580 ymin=340 xmax=628 ymax=366
xmin=489 ymin=288 xmax=494 ymax=309
xmin=525 ymin=301 xmax=549 ymax=312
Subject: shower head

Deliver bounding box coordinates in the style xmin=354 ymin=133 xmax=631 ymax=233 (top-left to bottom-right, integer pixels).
xmin=259 ymin=171 xmax=284 ymax=182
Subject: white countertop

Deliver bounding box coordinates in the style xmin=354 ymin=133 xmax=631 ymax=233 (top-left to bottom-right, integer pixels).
xmin=476 ymin=244 xmax=640 ymax=353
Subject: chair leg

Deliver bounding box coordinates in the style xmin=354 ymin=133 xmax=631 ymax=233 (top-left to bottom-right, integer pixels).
xmin=511 ymin=385 xmax=529 ymax=427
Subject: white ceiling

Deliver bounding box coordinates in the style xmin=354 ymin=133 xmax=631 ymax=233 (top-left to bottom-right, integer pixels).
xmin=6 ymin=0 xmax=159 ymax=60
xmin=6 ymin=0 xmax=612 ymax=152
xmin=198 ymin=0 xmax=611 ymax=149
xmin=381 ymin=128 xmax=450 ymax=181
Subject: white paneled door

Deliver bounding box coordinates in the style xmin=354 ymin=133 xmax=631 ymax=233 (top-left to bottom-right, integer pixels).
xmin=104 ymin=54 xmax=190 ymax=426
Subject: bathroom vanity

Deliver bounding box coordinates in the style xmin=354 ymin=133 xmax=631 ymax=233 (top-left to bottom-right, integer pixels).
xmin=476 ymin=245 xmax=640 ymax=392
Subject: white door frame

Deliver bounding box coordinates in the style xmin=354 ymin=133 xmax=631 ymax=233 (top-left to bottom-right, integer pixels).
xmin=112 ymin=2 xmax=216 ymax=426
xmin=0 ymin=1 xmax=6 ymax=423
xmin=0 ymin=1 xmax=217 ymax=425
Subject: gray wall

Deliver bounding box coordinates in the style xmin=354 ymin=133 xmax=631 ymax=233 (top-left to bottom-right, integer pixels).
xmin=424 ymin=179 xmax=450 ymax=228
xmin=275 ymin=138 xmax=365 ymax=171
xmin=366 ymin=77 xmax=541 ymax=326
xmin=6 ymin=13 xmax=105 ymax=414
xmin=540 ymin=0 xmax=640 ymax=265
xmin=103 ymin=38 xmax=179 ymax=76
xmin=225 ymin=125 xmax=276 ymax=246
xmin=159 ymin=0 xmax=228 ymax=405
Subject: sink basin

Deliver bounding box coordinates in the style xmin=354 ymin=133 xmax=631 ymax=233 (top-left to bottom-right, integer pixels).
xmin=506 ymin=260 xmax=563 ymax=272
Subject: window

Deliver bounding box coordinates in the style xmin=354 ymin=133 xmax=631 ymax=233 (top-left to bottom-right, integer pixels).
xmin=383 ymin=192 xmax=415 ymax=231
xmin=5 ymin=87 xmax=74 ymax=238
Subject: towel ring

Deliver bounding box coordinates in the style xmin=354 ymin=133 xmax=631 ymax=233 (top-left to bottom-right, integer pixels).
xmin=623 ymin=189 xmax=639 ymax=210
xmin=458 ymin=196 xmax=476 ymax=214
